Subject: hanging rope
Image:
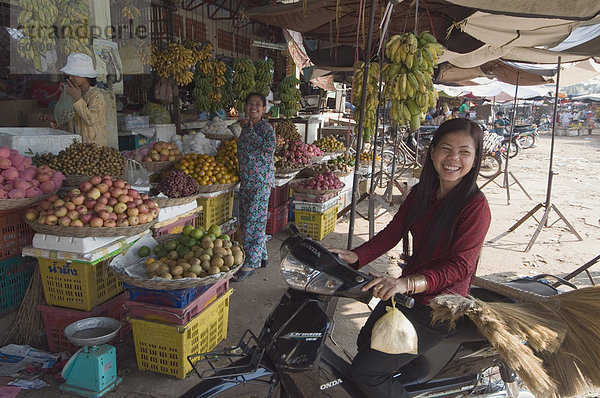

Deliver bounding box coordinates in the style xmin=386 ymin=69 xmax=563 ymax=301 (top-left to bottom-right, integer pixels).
xmin=446 ymin=19 xmax=467 ymax=41
xmin=414 ymin=0 xmax=419 ymax=34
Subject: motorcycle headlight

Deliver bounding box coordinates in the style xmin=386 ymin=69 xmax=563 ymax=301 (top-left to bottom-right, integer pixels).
xmin=280 ymin=253 xmax=344 ymax=295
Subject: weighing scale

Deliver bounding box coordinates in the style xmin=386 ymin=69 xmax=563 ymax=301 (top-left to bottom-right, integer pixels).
xmin=60 ymin=317 xmax=123 ymax=398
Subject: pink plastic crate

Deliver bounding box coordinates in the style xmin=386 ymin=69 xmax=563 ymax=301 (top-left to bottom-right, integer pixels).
xmin=126 ymin=277 xmax=230 ymax=325
xmin=268 ymin=184 xmax=289 ymax=208
xmin=266 ymin=200 xmax=289 ymax=235
xmin=152 ymin=213 xmax=198 ymax=237
xmin=37 ymin=292 xmax=130 ymax=353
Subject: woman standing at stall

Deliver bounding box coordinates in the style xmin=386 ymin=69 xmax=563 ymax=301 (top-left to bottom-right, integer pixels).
xmin=234 ymin=93 xmax=276 ymax=282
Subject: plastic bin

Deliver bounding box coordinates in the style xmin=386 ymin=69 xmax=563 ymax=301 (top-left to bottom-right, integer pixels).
xmin=293 ymin=195 xmax=338 ymax=213
xmin=126 ymin=278 xmax=230 ymax=325
xmin=266 ymin=200 xmax=289 ymax=235
xmin=0 ymin=256 xmax=37 ymax=312
xmin=118 ymin=115 xmax=149 ymax=130
xmin=0 ymin=208 xmax=35 ymax=261
xmin=197 ymin=191 xmax=234 ymax=230
xmin=130 ymin=289 xmax=233 ymax=379
xmin=124 ymin=283 xmax=208 ymax=309
xmin=37 ymin=292 xmax=130 ymax=353
xmin=118 ymin=134 xmax=152 ymax=151
xmin=0 ymin=127 xmax=80 ymax=155
xmin=37 ymin=258 xmax=123 ymax=311
xmin=294 ymin=205 xmax=338 ymax=240
xmin=151 ymin=123 xmax=176 ymax=142
xmin=152 ymin=212 xmax=198 ymax=237
xmin=268 ymin=183 xmax=289 ymax=208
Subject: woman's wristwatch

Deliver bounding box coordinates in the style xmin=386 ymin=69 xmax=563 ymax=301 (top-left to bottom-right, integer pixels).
xmin=405 ymin=274 xmax=428 ymax=295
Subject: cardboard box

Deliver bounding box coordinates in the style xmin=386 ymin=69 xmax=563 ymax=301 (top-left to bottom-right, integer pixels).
xmin=0 ymin=99 xmax=38 ymax=127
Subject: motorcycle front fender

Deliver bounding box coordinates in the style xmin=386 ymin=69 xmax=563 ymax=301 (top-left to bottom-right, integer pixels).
xmin=180 ymin=367 xmax=277 ymax=398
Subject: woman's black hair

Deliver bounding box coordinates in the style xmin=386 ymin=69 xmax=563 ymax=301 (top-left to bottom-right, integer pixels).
xmin=402 ymin=118 xmax=484 ymax=255
xmin=245 ymin=92 xmax=267 ymax=106
xmin=497 ymin=111 xmax=504 ymax=117
xmin=452 ymin=107 xmax=459 ymax=113
xmin=88 ymin=77 xmax=97 ymax=87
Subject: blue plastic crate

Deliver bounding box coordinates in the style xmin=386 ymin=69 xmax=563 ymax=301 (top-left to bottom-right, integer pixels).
xmin=123 ymin=283 xmax=210 ymax=309
xmin=1 ymin=256 xmax=37 ymax=312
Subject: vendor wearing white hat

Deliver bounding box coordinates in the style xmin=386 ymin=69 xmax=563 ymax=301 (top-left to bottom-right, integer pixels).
xmin=60 ymin=53 xmax=107 ymax=146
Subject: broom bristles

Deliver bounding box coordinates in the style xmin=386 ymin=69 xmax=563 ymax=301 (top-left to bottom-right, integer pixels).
xmin=4 ymin=267 xmax=44 ymax=346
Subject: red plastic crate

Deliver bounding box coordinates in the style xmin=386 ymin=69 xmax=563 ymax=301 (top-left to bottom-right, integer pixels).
xmin=0 ymin=209 xmax=35 ymax=261
xmin=266 ymin=200 xmax=289 ymax=235
xmin=37 ymin=292 xmax=131 ymax=353
xmin=268 ymin=184 xmax=290 ymax=208
xmin=152 ymin=213 xmax=198 ymax=237
xmin=126 ymin=277 xmax=230 ymax=325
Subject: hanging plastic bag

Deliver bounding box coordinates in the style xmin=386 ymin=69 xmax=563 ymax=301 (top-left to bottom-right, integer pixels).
xmin=54 ymin=84 xmax=75 ymax=125
xmin=153 ymin=78 xmax=173 ymax=105
xmin=370 ymin=297 xmax=418 ymax=355
xmin=124 ymin=159 xmax=150 ymax=188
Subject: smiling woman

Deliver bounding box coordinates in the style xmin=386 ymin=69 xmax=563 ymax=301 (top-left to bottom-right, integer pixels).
xmin=234 ymin=92 xmax=276 ymax=282
xmin=329 ymin=118 xmax=490 ymax=397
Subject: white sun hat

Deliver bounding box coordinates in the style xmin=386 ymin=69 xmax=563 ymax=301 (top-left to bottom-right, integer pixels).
xmin=60 ymin=53 xmax=98 ymax=78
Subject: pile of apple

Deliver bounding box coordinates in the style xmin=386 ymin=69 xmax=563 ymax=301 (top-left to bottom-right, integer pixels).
xmin=25 ymin=176 xmax=160 ymax=228
xmin=295 ymin=171 xmax=344 ymax=191
xmin=123 ymin=141 xmax=182 ymax=163
xmin=0 ymin=146 xmax=64 ymax=199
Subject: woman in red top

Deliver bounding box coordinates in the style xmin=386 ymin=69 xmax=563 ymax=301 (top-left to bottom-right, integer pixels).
xmin=330 ymin=118 xmax=491 ymax=398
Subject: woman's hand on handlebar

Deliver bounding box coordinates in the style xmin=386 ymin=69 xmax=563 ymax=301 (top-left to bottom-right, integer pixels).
xmin=327 ymin=248 xmax=358 ymax=265
xmin=363 ymin=272 xmax=408 ymax=301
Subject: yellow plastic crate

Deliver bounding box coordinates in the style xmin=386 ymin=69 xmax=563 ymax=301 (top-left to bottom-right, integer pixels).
xmin=197 ymin=191 xmax=234 ymax=230
xmin=130 ymin=289 xmax=233 ymax=379
xmin=294 ymin=205 xmax=338 ymax=240
xmin=37 ymin=258 xmax=123 ymax=311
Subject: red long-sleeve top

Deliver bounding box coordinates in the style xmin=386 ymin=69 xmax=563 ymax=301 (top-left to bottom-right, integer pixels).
xmin=352 ymin=189 xmax=491 ymax=305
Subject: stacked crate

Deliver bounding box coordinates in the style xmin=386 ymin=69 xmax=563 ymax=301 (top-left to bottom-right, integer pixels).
xmin=126 ymin=278 xmax=233 ymax=379
xmin=0 ymin=209 xmax=37 ymax=313
xmin=23 ymin=233 xmax=141 ymax=353
xmin=292 ymin=192 xmax=339 ymax=241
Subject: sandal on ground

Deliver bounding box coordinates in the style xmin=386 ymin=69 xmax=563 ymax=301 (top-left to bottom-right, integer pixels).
xmin=232 ymin=268 xmax=255 ymax=282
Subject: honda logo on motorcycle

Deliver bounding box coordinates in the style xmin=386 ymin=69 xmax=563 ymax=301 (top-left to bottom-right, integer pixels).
xmin=299 ymin=242 xmax=321 ymax=258
xmin=321 ymin=378 xmax=343 ymax=390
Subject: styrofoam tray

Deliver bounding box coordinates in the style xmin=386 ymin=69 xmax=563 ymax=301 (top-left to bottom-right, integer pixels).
xmin=294 ymin=196 xmax=339 ymax=213
xmin=157 ymin=201 xmax=198 ymax=223
xmin=32 ymin=234 xmax=126 ymax=254
xmin=0 ymin=128 xmax=80 ymax=155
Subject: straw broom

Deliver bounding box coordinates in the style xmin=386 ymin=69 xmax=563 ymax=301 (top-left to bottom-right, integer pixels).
xmin=430 ymin=276 xmax=600 ymax=398
xmin=3 ymin=267 xmax=45 ymax=347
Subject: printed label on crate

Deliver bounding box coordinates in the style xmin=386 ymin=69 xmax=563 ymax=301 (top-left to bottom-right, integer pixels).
xmin=299 ymin=214 xmax=317 ymax=222
xmin=47 ymin=261 xmax=77 ymax=276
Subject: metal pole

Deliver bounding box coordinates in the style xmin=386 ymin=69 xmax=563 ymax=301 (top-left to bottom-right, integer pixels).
xmin=348 ymin=0 xmax=377 ymax=250
xmin=368 ymin=56 xmax=386 ymax=239
xmin=546 ymin=56 xmax=561 ymax=209
xmin=503 ymin=69 xmax=520 ymax=205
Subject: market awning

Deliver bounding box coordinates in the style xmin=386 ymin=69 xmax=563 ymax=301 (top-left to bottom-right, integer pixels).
xmin=444 ymin=0 xmax=600 ymax=20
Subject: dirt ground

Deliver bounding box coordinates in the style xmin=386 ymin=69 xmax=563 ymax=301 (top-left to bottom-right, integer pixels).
xmin=4 ymin=131 xmax=600 ymax=397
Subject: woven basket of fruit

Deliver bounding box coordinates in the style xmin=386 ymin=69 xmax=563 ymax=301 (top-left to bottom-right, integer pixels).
xmin=0 ymin=192 xmax=58 ymax=211
xmin=24 ymin=176 xmax=160 ymax=237
xmin=63 ymin=175 xmax=122 ymax=187
xmin=196 ymin=182 xmax=239 ymax=193
xmin=26 ymin=219 xmax=157 ymax=238
xmin=151 ymin=170 xmax=201 ymax=207
xmin=291 ymin=176 xmax=345 ymax=195
xmin=141 ymin=159 xmax=181 ymax=174
xmin=110 ymin=227 xmax=245 ymax=289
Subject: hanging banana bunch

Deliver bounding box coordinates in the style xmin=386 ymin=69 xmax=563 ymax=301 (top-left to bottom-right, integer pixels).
xmin=232 ymin=58 xmax=256 ymax=111
xmin=254 ymin=58 xmax=274 ymax=97
xmin=57 ymin=0 xmax=92 ymax=58
xmin=383 ymin=31 xmax=444 ymax=131
xmin=220 ymin=65 xmax=235 ymax=111
xmin=17 ymin=0 xmax=59 ymax=70
xmin=151 ymin=42 xmax=207 ymax=86
xmin=352 ymin=61 xmax=380 ymax=142
xmin=278 ymin=76 xmax=302 ymax=118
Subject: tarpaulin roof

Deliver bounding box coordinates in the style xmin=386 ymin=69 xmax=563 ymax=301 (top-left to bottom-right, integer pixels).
xmin=434 ymin=79 xmax=550 ymax=100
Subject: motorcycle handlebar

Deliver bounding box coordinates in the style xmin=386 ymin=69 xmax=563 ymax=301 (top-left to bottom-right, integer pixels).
xmin=394 ymin=293 xmax=415 ymax=309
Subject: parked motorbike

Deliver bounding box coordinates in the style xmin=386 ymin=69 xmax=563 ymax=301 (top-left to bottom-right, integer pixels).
xmin=513 ymin=125 xmax=538 ymax=149
xmin=182 ymin=225 xmax=560 ymax=398
xmin=480 ymin=131 xmax=503 ymax=178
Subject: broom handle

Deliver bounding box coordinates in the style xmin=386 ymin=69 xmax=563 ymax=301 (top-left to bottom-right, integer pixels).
xmin=472 ymin=276 xmax=551 ymax=304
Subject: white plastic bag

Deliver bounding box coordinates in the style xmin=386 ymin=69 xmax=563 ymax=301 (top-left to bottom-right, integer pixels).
xmin=370 ymin=297 xmax=418 ymax=355
xmin=124 ymin=159 xmax=150 ymax=188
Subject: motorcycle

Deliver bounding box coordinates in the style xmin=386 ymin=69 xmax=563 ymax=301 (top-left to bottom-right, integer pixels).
xmin=512 ymin=125 xmax=538 ymax=149
xmin=182 ymin=225 xmax=562 ymax=398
